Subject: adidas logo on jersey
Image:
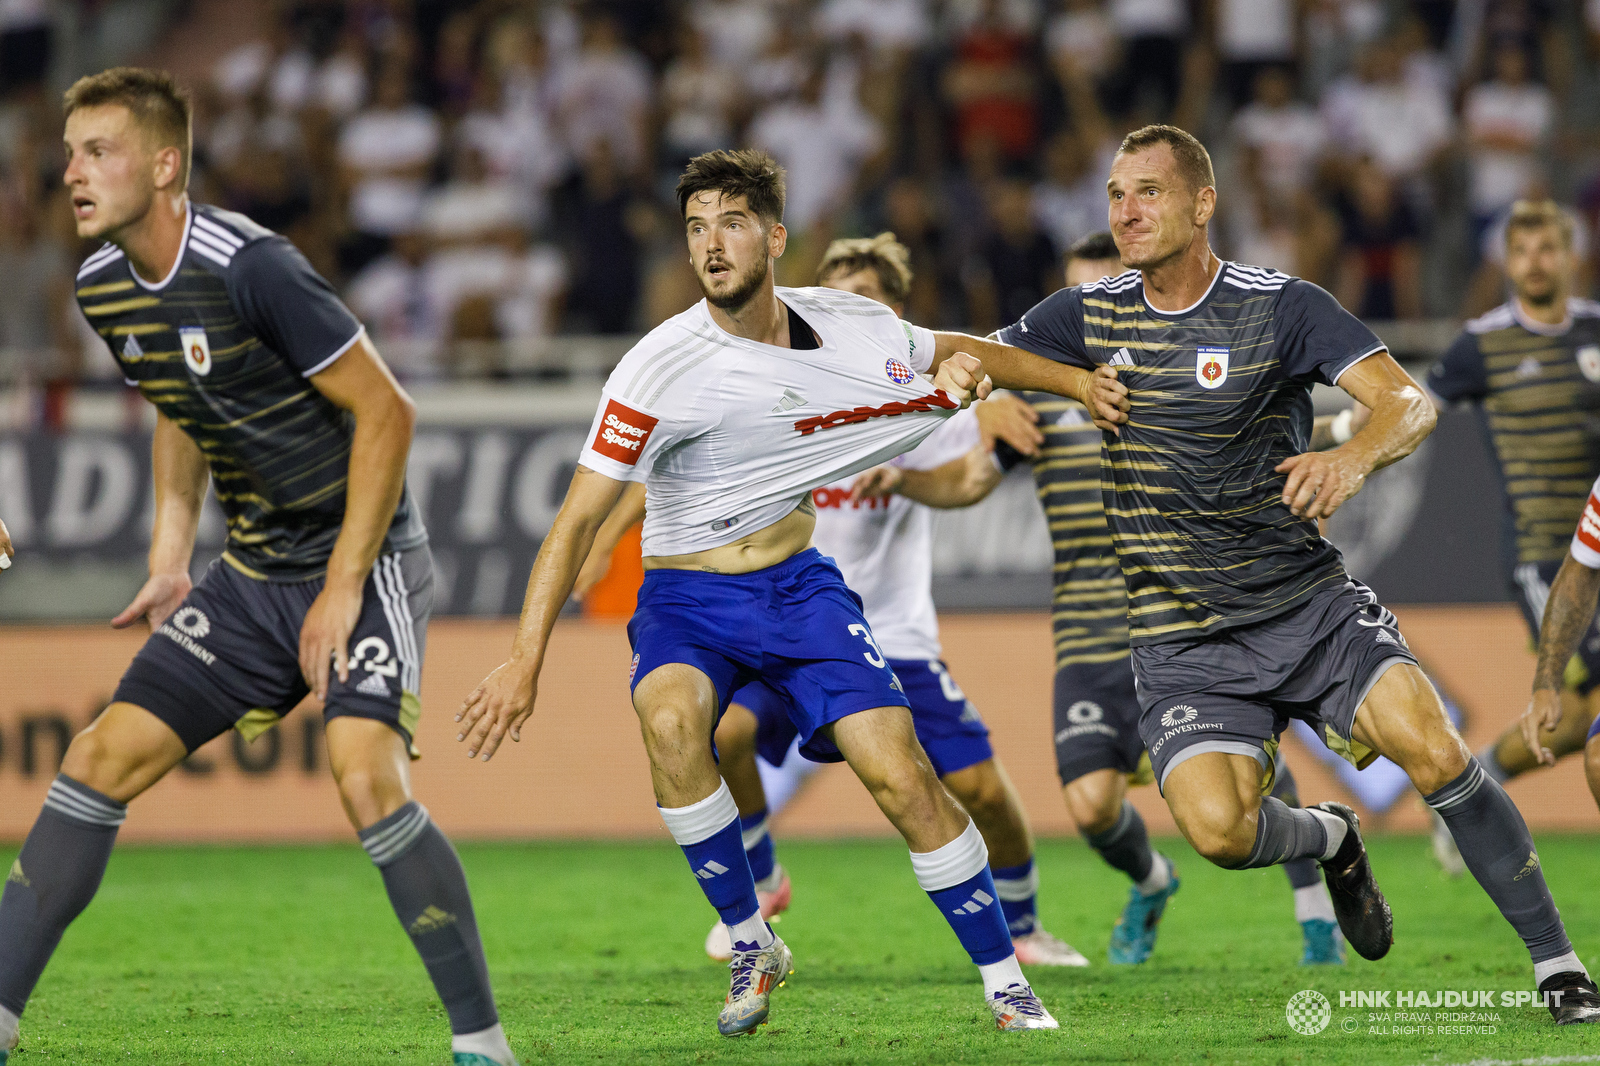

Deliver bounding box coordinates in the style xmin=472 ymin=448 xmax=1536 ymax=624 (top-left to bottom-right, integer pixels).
xmin=772 ymin=388 xmax=809 ymax=413
xmin=122 ymin=334 xmax=143 ymax=359
xmin=356 ymin=671 xmax=390 ymax=697
xmin=950 ymin=888 xmax=994 ymax=916
xmin=695 ymin=860 xmax=730 ymax=881
xmin=1373 ymin=628 xmax=1397 ymax=646
xmin=1108 ymin=347 xmax=1135 ymax=367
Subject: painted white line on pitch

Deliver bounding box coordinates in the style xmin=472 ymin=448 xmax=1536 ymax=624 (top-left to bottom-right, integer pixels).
xmin=1414 ymin=1049 xmax=1600 ymax=1056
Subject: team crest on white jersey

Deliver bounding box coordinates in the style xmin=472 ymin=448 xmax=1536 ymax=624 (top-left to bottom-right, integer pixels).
xmin=1578 ymin=345 xmax=1600 ymax=383
xmin=1196 ymin=347 xmax=1228 ymax=389
xmin=179 ymin=326 xmax=212 ymax=377
xmin=885 ymin=358 xmax=914 ymax=384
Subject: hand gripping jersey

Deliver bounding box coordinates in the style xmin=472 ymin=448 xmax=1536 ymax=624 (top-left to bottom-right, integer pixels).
xmin=807 ymin=407 xmax=982 ymax=661
xmin=578 ymin=286 xmax=947 ymax=556
xmin=996 ymin=263 xmax=1385 ymax=646
xmin=1427 ymin=298 xmax=1600 ymax=568
xmin=74 ymin=203 xmax=426 ymax=580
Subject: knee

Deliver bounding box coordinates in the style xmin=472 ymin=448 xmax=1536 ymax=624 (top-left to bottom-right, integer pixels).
xmin=950 ymin=773 xmax=1008 ymax=823
xmin=714 ymin=709 xmax=758 ymax=760
xmin=1400 ymin=743 xmax=1470 ymax=796
xmin=637 ymin=701 xmax=709 ymax=753
xmin=1176 ymin=799 xmax=1256 ymax=868
xmin=1065 ymin=782 xmax=1121 ymax=837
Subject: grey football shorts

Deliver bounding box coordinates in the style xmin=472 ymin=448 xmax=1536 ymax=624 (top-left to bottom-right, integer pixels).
xmin=1133 ymin=578 xmax=1418 ymax=794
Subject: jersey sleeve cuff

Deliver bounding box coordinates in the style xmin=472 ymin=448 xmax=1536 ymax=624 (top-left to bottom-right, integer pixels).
xmin=1329 ymin=343 xmax=1386 ymax=385
xmin=300 ymin=326 xmax=366 ymax=378
xmin=1571 ymin=536 xmax=1600 ymax=571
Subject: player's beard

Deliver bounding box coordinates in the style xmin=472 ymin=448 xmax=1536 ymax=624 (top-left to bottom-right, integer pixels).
xmin=1515 ymin=274 xmax=1557 ymax=307
xmin=702 ymin=257 xmax=770 ymax=311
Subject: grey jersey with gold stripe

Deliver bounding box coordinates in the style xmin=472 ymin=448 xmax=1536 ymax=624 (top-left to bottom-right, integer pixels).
xmin=1426 ymin=299 xmax=1600 ymax=566
xmin=999 ymin=395 xmax=1130 ymax=670
xmin=75 ymin=203 xmax=425 ymax=580
xmin=996 ymin=263 xmax=1385 ymax=646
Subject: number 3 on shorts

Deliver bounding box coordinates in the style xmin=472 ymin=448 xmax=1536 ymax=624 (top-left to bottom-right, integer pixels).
xmin=848 ymin=623 xmax=887 ymax=668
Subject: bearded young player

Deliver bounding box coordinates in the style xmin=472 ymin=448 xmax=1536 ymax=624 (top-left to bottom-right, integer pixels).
xmin=0 ymin=69 xmax=519 ymax=1066
xmin=995 ymin=124 xmax=1600 ymax=1023
xmin=578 ymin=233 xmax=1091 ymax=969
xmin=455 ymin=150 xmax=1128 ymax=1036
xmin=1425 ymin=201 xmax=1600 ymax=873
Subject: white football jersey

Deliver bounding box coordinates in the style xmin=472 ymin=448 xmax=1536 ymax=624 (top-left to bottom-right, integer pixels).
xmin=810 ymin=408 xmax=983 ymax=661
xmin=1571 ymin=473 xmax=1600 ymax=569
xmin=579 ymin=286 xmax=945 ymax=556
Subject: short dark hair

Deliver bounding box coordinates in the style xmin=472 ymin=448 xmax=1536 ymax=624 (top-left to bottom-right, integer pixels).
xmin=1068 ymin=231 xmax=1119 ymax=263
xmin=64 ymin=67 xmax=193 ymax=190
xmin=676 ymin=149 xmax=786 ymax=225
xmin=1117 ymin=124 xmax=1214 ymax=194
xmin=816 ymin=232 xmax=913 ymax=303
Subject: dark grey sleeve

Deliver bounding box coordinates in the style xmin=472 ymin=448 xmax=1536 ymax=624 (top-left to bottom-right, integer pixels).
xmin=1273 ymin=279 xmax=1386 ymax=386
xmin=227 ymin=236 xmax=365 ymax=377
xmin=995 ymin=287 xmax=1094 ymax=370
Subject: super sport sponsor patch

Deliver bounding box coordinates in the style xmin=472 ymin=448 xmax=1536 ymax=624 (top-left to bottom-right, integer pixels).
xmin=591 ymin=399 xmax=658 ymax=465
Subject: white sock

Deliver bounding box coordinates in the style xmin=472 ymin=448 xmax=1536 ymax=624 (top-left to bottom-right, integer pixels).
xmin=0 ymin=1004 xmax=17 ymax=1050
xmin=978 ymin=953 xmax=1026 ymax=996
xmin=1135 ymin=853 xmax=1171 ymax=896
xmin=1535 ymin=950 xmax=1589 ymax=986
xmin=1294 ymin=884 xmax=1336 ymax=924
xmin=1308 ymin=809 xmax=1348 ymax=860
xmin=727 ymin=912 xmax=775 ymax=950
xmin=451 ymin=1022 xmax=514 ymax=1064
xmin=754 ymin=861 xmax=784 ymax=895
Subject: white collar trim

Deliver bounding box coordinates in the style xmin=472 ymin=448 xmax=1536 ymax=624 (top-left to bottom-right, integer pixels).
xmin=1143 ymin=258 xmax=1227 ymax=317
xmin=130 ymin=202 xmax=192 ymax=291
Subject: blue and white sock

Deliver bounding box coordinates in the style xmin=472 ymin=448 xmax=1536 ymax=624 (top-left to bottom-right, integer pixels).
xmin=911 ymin=819 xmax=1020 ymax=994
xmin=660 ymin=782 xmax=772 ymax=951
xmin=740 ymin=808 xmax=781 ymax=891
xmin=992 ymin=858 xmax=1039 ymax=937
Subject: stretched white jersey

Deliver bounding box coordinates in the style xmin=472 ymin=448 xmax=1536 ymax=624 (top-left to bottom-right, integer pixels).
xmin=579 ymin=286 xmax=945 ymax=556
xmin=1572 ymin=474 xmax=1600 ymax=569
xmin=810 ymin=408 xmax=983 ymax=661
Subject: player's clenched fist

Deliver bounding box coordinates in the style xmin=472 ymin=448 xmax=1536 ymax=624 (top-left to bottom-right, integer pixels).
xmin=933 ymin=351 xmax=991 ymax=408
xmin=457 ymin=659 xmax=539 ymax=760
xmin=1079 ymin=365 xmax=1130 ymax=434
xmin=1275 ymin=448 xmax=1368 ymax=519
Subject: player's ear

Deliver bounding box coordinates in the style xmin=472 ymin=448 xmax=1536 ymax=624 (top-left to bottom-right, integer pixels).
xmin=1193 ymin=185 xmax=1216 ymax=228
xmin=768 ymin=221 xmax=787 ymax=260
xmin=151 ymin=145 xmax=182 ymax=193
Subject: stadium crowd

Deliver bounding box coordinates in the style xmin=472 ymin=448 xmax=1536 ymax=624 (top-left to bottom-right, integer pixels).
xmin=2 ymin=0 xmax=1600 ymax=394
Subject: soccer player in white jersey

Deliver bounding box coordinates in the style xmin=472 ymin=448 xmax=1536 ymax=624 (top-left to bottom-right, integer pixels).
xmin=1523 ymin=479 xmax=1600 ymax=813
xmin=455 ymin=150 xmax=1128 ymax=1036
xmin=580 ymin=233 xmax=1089 ymax=968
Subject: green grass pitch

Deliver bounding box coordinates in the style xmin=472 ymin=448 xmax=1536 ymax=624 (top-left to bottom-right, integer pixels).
xmin=3 ymin=834 xmax=1598 ymax=1065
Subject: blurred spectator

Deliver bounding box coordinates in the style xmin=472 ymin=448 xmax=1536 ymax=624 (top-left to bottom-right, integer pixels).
xmin=744 ymin=20 xmax=812 ymax=107
xmin=1321 ymin=40 xmax=1452 ymax=183
xmin=881 ymin=177 xmax=957 ymax=327
xmin=691 ymin=0 xmax=777 ymax=68
xmin=337 ymin=63 xmax=442 ymax=272
xmin=1300 ymin=0 xmax=1384 ymax=98
xmin=421 ymin=142 xmax=530 ymax=244
xmin=660 ymin=26 xmax=738 ymax=174
xmin=748 ymin=61 xmax=882 ymax=251
xmin=942 ymin=0 xmax=1044 ymax=165
xmin=817 ymin=0 xmax=933 ymax=53
xmin=1032 ymin=129 xmax=1115 ymax=259
xmin=560 ymin=141 xmax=646 ymax=335
xmin=1215 ymin=0 xmax=1298 ymax=109
xmin=965 ymin=177 xmax=1061 ymax=332
xmin=1103 ymin=0 xmax=1189 ymax=119
xmin=1232 ymin=66 xmax=1327 ymax=201
xmin=347 ymin=231 xmax=444 ymax=377
xmin=1045 ymin=0 xmax=1118 ymax=85
xmin=0 ymin=185 xmax=76 ymax=390
xmin=1334 ymin=156 xmax=1424 ymax=320
xmin=0 ymin=0 xmax=50 ymax=95
xmin=1463 ymin=41 xmax=1552 ymax=252
xmin=554 ymin=11 xmax=654 ymax=179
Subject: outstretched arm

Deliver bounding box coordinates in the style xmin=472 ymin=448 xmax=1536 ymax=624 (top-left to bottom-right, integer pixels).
xmin=1276 ymin=352 xmax=1435 ymax=519
xmin=456 ymin=466 xmax=626 ymax=760
xmin=1523 ymin=553 xmax=1600 ymax=765
xmin=851 ymin=445 xmax=1004 ymax=509
xmin=574 ymin=481 xmax=647 ymax=601
xmin=929 ymin=332 xmax=1129 ymax=432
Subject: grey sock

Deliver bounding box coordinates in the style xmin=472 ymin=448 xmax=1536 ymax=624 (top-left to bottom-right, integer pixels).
xmin=1223 ymin=796 xmax=1328 ymax=870
xmin=0 ymin=776 xmax=126 ymax=1015
xmin=1426 ymin=758 xmax=1572 ymax=964
xmin=1476 ymin=744 xmax=1512 ymax=785
xmin=1267 ymin=758 xmax=1324 ymax=890
xmin=360 ymin=802 xmax=499 ymax=1034
xmin=1083 ymin=801 xmax=1154 ymax=883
